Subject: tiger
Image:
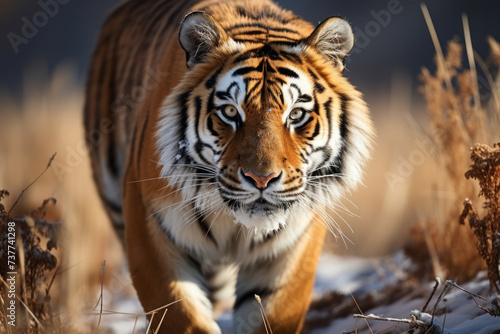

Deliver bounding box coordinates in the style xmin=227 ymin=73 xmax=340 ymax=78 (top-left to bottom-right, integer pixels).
xmin=84 ymin=0 xmax=374 ymax=333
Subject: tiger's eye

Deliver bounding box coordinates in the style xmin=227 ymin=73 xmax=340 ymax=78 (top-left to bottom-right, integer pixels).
xmin=222 ymin=105 xmax=238 ymax=118
xmin=289 ymin=108 xmax=304 ymax=121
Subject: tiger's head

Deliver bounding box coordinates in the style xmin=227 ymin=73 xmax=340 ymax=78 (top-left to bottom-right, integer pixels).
xmin=157 ymin=11 xmax=373 ymax=233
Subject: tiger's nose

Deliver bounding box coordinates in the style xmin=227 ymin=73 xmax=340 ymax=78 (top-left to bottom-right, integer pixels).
xmin=242 ymin=170 xmax=280 ymax=189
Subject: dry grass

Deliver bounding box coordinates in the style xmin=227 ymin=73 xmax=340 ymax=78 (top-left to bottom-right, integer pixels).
xmin=0 ymin=65 xmax=125 ymax=333
xmin=307 ymin=11 xmax=500 ymax=332
xmin=460 ymin=142 xmax=500 ymax=291
xmin=0 ymin=188 xmax=61 ymax=331
xmin=403 ymin=33 xmax=500 ymax=283
xmin=0 ymin=19 xmax=499 ymax=333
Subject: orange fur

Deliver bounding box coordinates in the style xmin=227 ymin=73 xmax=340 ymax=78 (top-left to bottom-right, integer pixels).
xmin=84 ymin=0 xmax=373 ymax=332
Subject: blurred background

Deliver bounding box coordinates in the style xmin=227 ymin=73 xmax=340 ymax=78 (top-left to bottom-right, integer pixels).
xmin=1 ymin=0 xmax=500 ymax=97
xmin=1 ymin=0 xmax=499 ymax=331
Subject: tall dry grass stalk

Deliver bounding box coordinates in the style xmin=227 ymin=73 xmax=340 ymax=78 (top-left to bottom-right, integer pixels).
xmin=405 ymin=11 xmax=500 ymax=282
xmin=0 ymin=65 xmax=125 ymax=332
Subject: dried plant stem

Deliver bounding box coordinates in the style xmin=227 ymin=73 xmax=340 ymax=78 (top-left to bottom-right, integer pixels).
xmin=353 ymin=314 xmax=419 ymax=325
xmin=96 ymin=260 xmax=106 ymax=330
xmin=16 ymin=232 xmax=30 ymax=327
xmin=351 ymin=293 xmax=374 ymax=334
xmin=0 ymin=276 xmax=46 ymax=331
xmin=474 ymin=51 xmax=500 ymax=121
xmin=424 ymin=232 xmax=445 ymax=281
xmin=153 ymin=309 xmax=168 ymax=334
xmin=0 ymin=279 xmax=13 ymax=334
xmin=8 ymin=153 xmax=56 ymax=215
xmin=421 ymin=3 xmax=451 ymax=90
xmin=462 ymin=14 xmax=481 ymax=112
xmin=132 ymin=315 xmax=139 ymax=334
xmin=255 ymin=295 xmax=273 ymax=334
xmin=422 ymin=277 xmax=441 ymax=313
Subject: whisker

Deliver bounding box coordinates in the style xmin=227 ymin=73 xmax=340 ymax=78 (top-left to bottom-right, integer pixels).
xmin=148 ymin=188 xmax=220 ymax=220
xmin=128 ymin=172 xmax=216 ymax=184
xmin=300 ymin=192 xmax=355 ymax=247
xmin=304 ymin=188 xmax=358 ymax=219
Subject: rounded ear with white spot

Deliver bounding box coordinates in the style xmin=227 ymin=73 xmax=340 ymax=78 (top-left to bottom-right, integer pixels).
xmin=306 ymin=17 xmax=354 ymax=67
xmin=179 ymin=11 xmax=229 ymax=68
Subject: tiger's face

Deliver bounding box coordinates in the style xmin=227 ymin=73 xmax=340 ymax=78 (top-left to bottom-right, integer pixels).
xmin=157 ymin=13 xmax=373 ymax=233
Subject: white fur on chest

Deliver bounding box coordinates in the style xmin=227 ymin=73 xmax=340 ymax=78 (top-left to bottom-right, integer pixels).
xmin=155 ymin=197 xmax=313 ymax=266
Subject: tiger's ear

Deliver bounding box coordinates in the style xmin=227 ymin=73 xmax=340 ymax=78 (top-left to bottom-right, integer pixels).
xmin=306 ymin=17 xmax=354 ymax=67
xmin=179 ymin=11 xmax=229 ymax=68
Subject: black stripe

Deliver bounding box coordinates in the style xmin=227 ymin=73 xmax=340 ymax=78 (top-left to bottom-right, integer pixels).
xmin=315 ymin=82 xmax=325 ymax=94
xmin=184 ymin=253 xmax=205 ymax=282
xmin=206 ymin=116 xmax=219 ymax=137
xmin=152 ymin=211 xmax=176 ymax=242
xmin=234 ymin=29 xmax=267 ymax=36
xmin=216 ymin=82 xmax=238 ymax=100
xmin=280 ymin=51 xmax=303 ymax=64
xmin=275 ymin=184 xmax=304 ymax=194
xmin=101 ymin=195 xmax=122 ymax=213
xmin=311 ymin=95 xmax=320 ymax=115
xmin=307 ymin=98 xmax=334 ymax=174
xmin=233 ymin=60 xmax=264 ymax=76
xmin=267 ymin=86 xmax=281 ymax=106
xmin=236 ymin=6 xmax=290 ymax=24
xmin=307 ymin=69 xmax=318 ymax=80
xmin=232 ymin=38 xmax=299 ymax=46
xmin=233 ymin=45 xmax=284 ymax=64
xmin=324 ymin=98 xmax=333 ymax=142
xmin=297 ymin=94 xmax=312 ymax=103
xmin=299 ymin=152 xmax=309 ymax=165
xmin=220 ymin=197 xmax=241 ymax=211
xmin=194 ymin=96 xmax=215 ymax=165
xmin=234 ymin=288 xmax=274 ymax=310
xmin=194 ymin=209 xmax=218 ymax=246
xmin=244 ymin=78 xmax=262 ymax=103
xmin=177 ymin=91 xmax=190 ymax=140
xmin=277 ymin=67 xmax=299 ymax=78
xmin=338 ymin=93 xmax=349 ymax=141
xmin=275 ymin=77 xmax=286 ymax=87
xmin=228 ymin=23 xmax=299 ymax=34
xmin=120 ymin=0 xmax=171 ymax=95
xmin=311 ymin=95 xmax=349 ymax=180
xmin=307 ymin=120 xmax=320 ymax=140
xmin=267 ymin=34 xmax=299 ymax=42
xmin=297 ymin=117 xmax=314 ymax=131
xmin=206 ymin=67 xmax=223 ymax=89
xmin=107 ymin=130 xmax=119 ymax=177
xmin=249 ymin=230 xmax=279 ymax=251
xmin=206 ymin=90 xmax=216 ymax=114
xmin=218 ymin=177 xmax=243 ymax=193
xmin=136 ymin=111 xmax=149 ymax=176
xmin=234 ymin=52 xmax=255 ymax=63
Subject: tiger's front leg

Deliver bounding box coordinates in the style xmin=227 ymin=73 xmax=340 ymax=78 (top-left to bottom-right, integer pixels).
xmin=233 ymin=221 xmax=327 ymax=334
xmin=124 ymin=179 xmax=222 ymax=334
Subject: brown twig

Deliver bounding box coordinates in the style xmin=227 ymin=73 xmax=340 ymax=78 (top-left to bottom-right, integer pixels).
xmin=422 ymin=277 xmax=441 ymax=313
xmin=255 ymin=294 xmax=273 ymax=334
xmin=351 ymin=293 xmax=374 ymax=334
xmin=8 ymin=153 xmax=56 ymax=215
xmin=96 ymin=260 xmax=106 ymax=330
